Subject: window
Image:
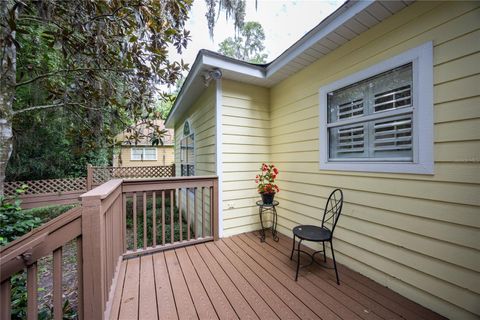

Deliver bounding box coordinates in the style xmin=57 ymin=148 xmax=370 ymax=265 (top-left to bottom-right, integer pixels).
xmin=131 ymin=147 xmax=157 ymax=161
xmin=180 ymin=134 xmax=194 ymax=176
xmin=319 ymin=42 xmax=433 ymax=174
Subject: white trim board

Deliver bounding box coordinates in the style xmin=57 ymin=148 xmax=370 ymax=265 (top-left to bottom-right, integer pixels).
xmin=215 ymin=78 xmax=224 ymax=238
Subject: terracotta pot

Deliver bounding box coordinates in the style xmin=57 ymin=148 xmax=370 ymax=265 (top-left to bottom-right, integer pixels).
xmin=261 ymin=192 xmax=275 ymax=204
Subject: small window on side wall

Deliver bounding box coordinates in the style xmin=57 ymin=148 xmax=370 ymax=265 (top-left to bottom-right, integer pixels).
xmin=180 ymin=120 xmax=195 ymax=176
xmin=131 ymin=147 xmax=157 ymax=161
xmin=319 ymin=42 xmax=434 ymax=174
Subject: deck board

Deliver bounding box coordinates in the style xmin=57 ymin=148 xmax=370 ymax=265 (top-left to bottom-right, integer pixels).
xmin=109 ymin=232 xmax=447 ymax=320
xmin=214 ymin=240 xmax=299 ymax=320
xmin=152 ymin=252 xmax=177 ymax=319
xmin=199 ymin=243 xmax=272 ymax=319
xmin=237 ymin=234 xmax=365 ymax=320
xmin=139 ymin=255 xmax=158 ymax=320
xmin=175 ymin=247 xmax=219 ymax=319
xmin=223 ymin=237 xmax=325 ymax=320
xmin=164 ymin=250 xmax=197 ymax=320
xmin=241 ymin=233 xmax=381 ymax=320
xmin=274 ymin=233 xmax=428 ymax=320
xmin=185 ymin=246 xmax=239 ymax=319
xmin=118 ymin=258 xmax=140 ymax=320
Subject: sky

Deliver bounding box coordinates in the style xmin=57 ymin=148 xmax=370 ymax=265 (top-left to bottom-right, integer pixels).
xmin=167 ymin=0 xmax=344 ymax=86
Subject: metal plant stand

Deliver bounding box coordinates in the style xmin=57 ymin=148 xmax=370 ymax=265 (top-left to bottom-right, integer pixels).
xmin=256 ymin=200 xmax=279 ymax=242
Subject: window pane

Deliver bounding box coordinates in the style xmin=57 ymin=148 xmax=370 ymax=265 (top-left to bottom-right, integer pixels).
xmin=373 ymin=115 xmax=413 ymax=160
xmin=328 ymin=63 xmax=412 ymax=123
xmin=328 ymin=87 xmax=365 ymax=123
xmin=143 ymin=148 xmax=156 ymax=160
xmin=329 ymin=123 xmax=366 ymax=159
xmin=131 ymin=148 xmax=142 ymax=160
xmin=186 ymin=135 xmax=194 ymax=164
xmin=373 ymin=64 xmax=412 ymax=113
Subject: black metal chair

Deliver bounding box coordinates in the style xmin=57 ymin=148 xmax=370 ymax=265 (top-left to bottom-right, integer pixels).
xmin=290 ymin=188 xmax=343 ymax=284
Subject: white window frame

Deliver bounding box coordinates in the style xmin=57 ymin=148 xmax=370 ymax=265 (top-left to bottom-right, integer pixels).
xmin=319 ymin=42 xmax=434 ymax=175
xmin=130 ymin=147 xmax=157 ymax=161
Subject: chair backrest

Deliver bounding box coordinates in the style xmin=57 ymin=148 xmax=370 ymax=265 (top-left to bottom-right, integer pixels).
xmin=321 ymin=189 xmax=343 ymax=234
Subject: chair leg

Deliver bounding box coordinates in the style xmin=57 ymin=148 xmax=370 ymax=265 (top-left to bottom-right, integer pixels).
xmin=290 ymin=235 xmax=296 ymax=260
xmin=295 ymin=239 xmax=302 ymax=281
xmin=330 ymin=240 xmax=340 ymax=285
xmin=322 ymin=242 xmax=327 ymax=262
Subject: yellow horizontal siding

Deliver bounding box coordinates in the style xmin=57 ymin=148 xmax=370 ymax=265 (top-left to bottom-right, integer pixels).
xmin=174 ymin=85 xmax=216 ymax=233
xmin=221 ymin=80 xmax=270 ymax=236
xmin=269 ymin=2 xmax=480 ymax=319
xmin=174 ymin=85 xmax=216 ymax=177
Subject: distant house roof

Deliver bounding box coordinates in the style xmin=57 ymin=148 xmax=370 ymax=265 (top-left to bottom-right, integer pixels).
xmin=116 ymin=120 xmax=174 ymax=146
xmin=165 ymin=0 xmax=415 ymax=128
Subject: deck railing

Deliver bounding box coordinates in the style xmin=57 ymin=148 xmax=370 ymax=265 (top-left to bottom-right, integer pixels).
xmin=87 ymin=164 xmax=176 ymax=189
xmin=121 ymin=176 xmax=219 ymax=258
xmin=0 ymin=207 xmax=83 ymax=320
xmin=0 ymin=175 xmax=218 ymax=319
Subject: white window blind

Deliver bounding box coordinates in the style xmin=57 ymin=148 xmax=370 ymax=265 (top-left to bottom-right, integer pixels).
xmin=327 ymin=63 xmax=413 ymax=161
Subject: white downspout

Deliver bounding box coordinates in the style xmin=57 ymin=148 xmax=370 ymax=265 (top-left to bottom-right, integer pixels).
xmin=215 ymin=77 xmax=224 ymax=238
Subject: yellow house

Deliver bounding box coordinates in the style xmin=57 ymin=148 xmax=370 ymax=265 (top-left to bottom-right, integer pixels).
xmin=165 ymin=1 xmax=480 ymax=319
xmin=113 ymin=120 xmax=175 ymax=167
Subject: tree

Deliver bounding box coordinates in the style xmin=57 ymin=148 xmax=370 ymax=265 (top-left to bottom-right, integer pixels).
xmin=205 ymin=0 xmax=247 ymax=38
xmin=218 ymin=21 xmax=268 ymax=63
xmin=0 ymin=0 xmax=192 ymax=194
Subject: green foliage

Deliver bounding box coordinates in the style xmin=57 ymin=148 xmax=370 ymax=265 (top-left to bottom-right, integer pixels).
xmin=38 ymin=299 xmax=77 ymax=320
xmin=21 ymin=204 xmax=76 ymax=223
xmin=10 ymin=274 xmax=27 ymax=320
xmin=0 ymin=186 xmax=72 ymax=320
xmin=2 ymin=0 xmax=193 ymax=182
xmin=7 ymin=107 xmax=112 ymax=180
xmin=126 ymin=195 xmax=193 ymax=248
xmin=0 ymin=185 xmax=42 ymax=246
xmin=218 ymin=21 xmax=268 ymax=63
xmin=155 ymin=77 xmax=184 ymax=120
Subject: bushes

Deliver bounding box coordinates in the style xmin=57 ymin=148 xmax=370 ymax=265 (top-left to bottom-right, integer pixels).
xmin=126 ymin=194 xmax=193 ymax=248
xmin=0 ymin=188 xmax=77 ymax=319
xmin=0 ymin=185 xmax=42 ymax=246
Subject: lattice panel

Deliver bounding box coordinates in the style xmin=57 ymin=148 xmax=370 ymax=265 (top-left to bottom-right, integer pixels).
xmin=92 ymin=165 xmax=175 ymax=185
xmin=4 ymin=177 xmax=87 ymax=196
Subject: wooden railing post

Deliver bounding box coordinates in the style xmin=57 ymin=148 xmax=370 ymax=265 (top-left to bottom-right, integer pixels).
xmin=81 ymin=195 xmax=106 ymax=319
xmin=213 ymin=178 xmax=219 ymax=240
xmin=86 ymin=164 xmax=93 ymax=191
xmin=171 ymin=163 xmax=176 ymax=177
xmin=0 ymin=280 xmax=11 ymax=320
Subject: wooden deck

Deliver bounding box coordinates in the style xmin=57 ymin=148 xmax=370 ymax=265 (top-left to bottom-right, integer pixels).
xmin=108 ymin=232 xmax=445 ymax=320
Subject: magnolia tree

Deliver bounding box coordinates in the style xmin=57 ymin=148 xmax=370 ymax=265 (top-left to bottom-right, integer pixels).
xmin=0 ymin=0 xmax=192 ymax=194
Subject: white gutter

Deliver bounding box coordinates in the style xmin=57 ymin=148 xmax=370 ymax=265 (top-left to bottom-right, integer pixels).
xmin=203 ymin=53 xmax=265 ymax=79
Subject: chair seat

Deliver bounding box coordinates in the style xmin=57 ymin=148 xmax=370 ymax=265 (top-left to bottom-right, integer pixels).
xmin=292 ymin=225 xmax=331 ymax=242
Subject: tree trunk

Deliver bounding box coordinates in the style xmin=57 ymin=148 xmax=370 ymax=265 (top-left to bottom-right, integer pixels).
xmin=0 ymin=1 xmax=16 ymax=196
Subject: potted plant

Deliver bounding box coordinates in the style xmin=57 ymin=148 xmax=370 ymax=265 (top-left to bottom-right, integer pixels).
xmin=255 ymin=163 xmax=279 ymax=204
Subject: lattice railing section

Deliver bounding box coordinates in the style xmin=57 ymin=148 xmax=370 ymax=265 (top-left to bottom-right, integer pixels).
xmin=4 ymin=177 xmax=87 ymax=196
xmin=91 ymin=165 xmax=175 ymax=186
